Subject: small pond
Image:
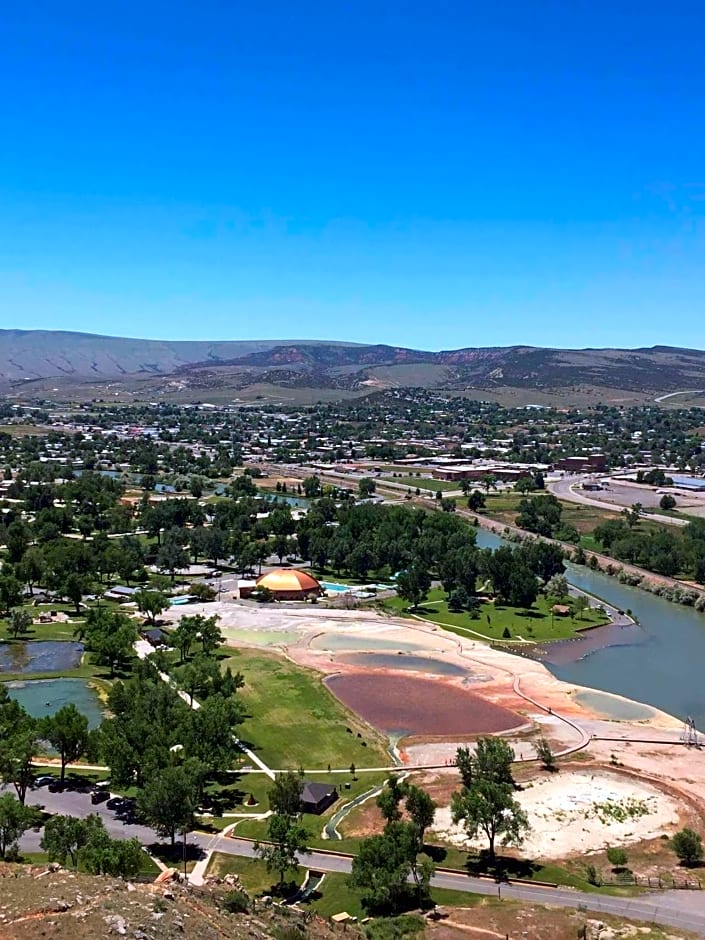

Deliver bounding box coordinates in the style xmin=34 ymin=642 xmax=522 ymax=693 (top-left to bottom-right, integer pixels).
xmin=0 ymin=641 xmax=84 ymax=674
xmin=310 ymin=633 xmax=429 ymax=653
xmin=4 ymin=678 xmax=104 ymax=728
xmin=337 ymin=652 xmax=470 ymax=676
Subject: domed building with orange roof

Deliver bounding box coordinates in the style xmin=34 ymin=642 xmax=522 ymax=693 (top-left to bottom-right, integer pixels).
xmin=240 ymin=568 xmax=323 ymax=601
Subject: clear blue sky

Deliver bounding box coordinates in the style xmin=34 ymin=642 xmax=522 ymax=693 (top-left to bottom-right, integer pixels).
xmin=2 ymin=1 xmax=704 ymax=350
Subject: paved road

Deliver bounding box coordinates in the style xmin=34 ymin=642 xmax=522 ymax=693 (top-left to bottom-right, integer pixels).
xmin=15 ymin=784 xmax=705 ymax=933
xmin=196 ymin=833 xmax=705 ymax=934
xmin=548 ymin=475 xmax=688 ymax=527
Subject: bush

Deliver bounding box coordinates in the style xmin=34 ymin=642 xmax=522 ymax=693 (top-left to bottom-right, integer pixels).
xmin=222 ymin=888 xmax=250 ymax=913
xmin=502 ymin=626 xmax=511 ymax=639
xmin=672 ymin=828 xmax=704 ymax=867
xmin=606 ymin=846 xmax=628 ymax=870
xmin=584 ymin=863 xmax=601 ymax=886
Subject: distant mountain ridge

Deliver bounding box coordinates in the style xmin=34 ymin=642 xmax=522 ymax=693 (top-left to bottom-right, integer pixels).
xmin=1 ymin=330 xmax=705 ymax=400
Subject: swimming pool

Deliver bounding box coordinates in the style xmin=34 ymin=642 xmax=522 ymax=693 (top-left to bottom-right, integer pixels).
xmin=321 ymin=581 xmax=352 ymax=593
xmin=169 ymin=596 xmax=194 ymax=606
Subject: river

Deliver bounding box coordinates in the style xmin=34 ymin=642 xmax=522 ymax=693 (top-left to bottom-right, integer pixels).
xmin=474 ymin=528 xmax=705 ymax=728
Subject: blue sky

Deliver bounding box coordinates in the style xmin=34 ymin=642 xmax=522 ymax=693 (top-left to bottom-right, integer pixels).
xmin=2 ymin=1 xmax=704 ymax=350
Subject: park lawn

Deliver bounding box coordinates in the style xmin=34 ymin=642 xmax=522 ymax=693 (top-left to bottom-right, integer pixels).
xmin=479 ymin=492 xmax=623 ymax=535
xmin=380 ymin=588 xmax=609 ymax=643
xmin=387 ymin=476 xmax=460 ymax=493
xmin=229 ymin=771 xmax=389 ymax=853
xmin=221 ymin=650 xmax=389 ymax=770
xmin=206 ymin=853 xmax=304 ymax=895
xmin=304 ymin=872 xmax=484 ymax=920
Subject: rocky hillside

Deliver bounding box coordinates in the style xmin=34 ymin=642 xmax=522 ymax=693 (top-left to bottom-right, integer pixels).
xmin=0 ymin=863 xmax=359 ymax=940
xmin=2 ymin=330 xmax=705 ymax=401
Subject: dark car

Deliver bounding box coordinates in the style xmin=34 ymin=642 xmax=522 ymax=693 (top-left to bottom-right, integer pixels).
xmin=106 ymin=797 xmax=124 ymax=811
xmin=32 ymin=775 xmax=55 ymax=789
xmin=90 ymin=789 xmax=110 ymax=805
xmin=48 ymin=780 xmax=68 ymax=793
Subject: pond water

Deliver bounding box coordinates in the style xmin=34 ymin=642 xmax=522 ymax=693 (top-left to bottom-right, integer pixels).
xmin=474 ymin=526 xmax=705 ymax=728
xmin=337 ymin=652 xmax=470 ymax=676
xmin=4 ymin=677 xmax=104 ymax=728
xmin=263 ymin=494 xmax=310 ymax=508
xmin=310 ymin=633 xmax=429 ymax=653
xmin=0 ymin=641 xmax=84 ymax=674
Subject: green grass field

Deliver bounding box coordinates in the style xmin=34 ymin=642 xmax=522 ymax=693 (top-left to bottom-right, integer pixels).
xmin=386 ymin=476 xmax=460 ymax=492
xmin=221 ymin=650 xmax=389 ymax=770
xmin=379 ymin=588 xmax=608 ymax=643
xmin=207 ymin=853 xmax=304 ymax=895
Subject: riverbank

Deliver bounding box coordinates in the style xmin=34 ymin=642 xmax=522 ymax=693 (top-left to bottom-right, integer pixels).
xmin=466 ymin=506 xmax=705 ymax=610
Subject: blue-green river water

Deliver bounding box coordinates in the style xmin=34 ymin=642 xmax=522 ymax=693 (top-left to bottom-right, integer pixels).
xmin=474 ymin=528 xmax=705 ymax=728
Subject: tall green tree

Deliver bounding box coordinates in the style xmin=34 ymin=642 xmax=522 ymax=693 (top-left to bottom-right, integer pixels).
xmin=0 ymin=793 xmax=40 ymax=859
xmin=255 ymin=812 xmax=310 ymax=888
xmin=39 ymin=704 xmax=90 ymax=782
xmin=137 ymin=764 xmax=197 ymax=847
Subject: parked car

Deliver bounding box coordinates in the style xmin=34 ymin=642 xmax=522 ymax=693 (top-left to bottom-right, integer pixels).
xmin=106 ymin=797 xmax=124 ymax=811
xmin=32 ymin=775 xmax=55 ymax=789
xmin=48 ymin=780 xmax=68 ymax=792
xmin=90 ymin=789 xmax=110 ymax=805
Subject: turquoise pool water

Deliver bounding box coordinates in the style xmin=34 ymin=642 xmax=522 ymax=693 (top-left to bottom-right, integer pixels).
xmin=169 ymin=596 xmax=194 ymax=606
xmin=321 ymin=581 xmax=352 ymax=593
xmin=5 ymin=677 xmax=104 ymax=728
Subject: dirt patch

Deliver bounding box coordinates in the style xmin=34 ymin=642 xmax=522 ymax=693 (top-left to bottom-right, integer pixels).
xmin=428 ymin=901 xmax=701 ymax=940
xmin=433 ymin=770 xmax=681 ymax=859
xmin=325 ymin=672 xmax=523 ymax=738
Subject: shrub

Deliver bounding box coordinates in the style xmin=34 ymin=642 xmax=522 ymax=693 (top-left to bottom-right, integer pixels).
xmin=223 ymin=889 xmax=250 ymax=913
xmin=584 ymin=863 xmax=601 ymax=886
xmin=606 ymin=846 xmax=628 ymax=870
xmin=672 ymin=828 xmax=704 ymax=867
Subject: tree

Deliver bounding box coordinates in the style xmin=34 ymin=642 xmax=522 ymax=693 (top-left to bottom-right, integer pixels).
xmin=137 ymin=764 xmax=197 ymax=847
xmin=572 ymin=595 xmax=589 ymax=620
xmin=451 ymin=778 xmax=528 ymax=862
xmin=42 ymin=813 xmax=143 ymax=878
xmin=268 ymin=772 xmax=303 ymax=818
xmin=157 ymin=531 xmax=190 ymax=581
xmin=80 ymin=608 xmax=137 ymax=677
xmin=545 ymin=574 xmax=568 ymax=599
xmin=376 ymin=775 xmax=405 ymax=824
xmin=0 ymin=792 xmax=39 ymax=859
xmin=136 ymin=590 xmax=168 ymax=625
xmin=62 ymin=572 xmax=90 ymax=615
xmin=0 ymin=573 xmax=23 ymax=616
xmin=8 ymin=608 xmax=32 ymax=639
xmin=0 ymin=724 xmax=37 ymax=804
xmin=659 ymin=494 xmax=677 ymax=510
xmin=189 ymin=581 xmax=216 ymax=602
xmin=171 ymin=615 xmax=202 ymax=662
xmin=534 ymin=736 xmax=556 ymax=772
xmin=672 ymin=828 xmax=704 ymax=867
xmin=467 ymin=490 xmax=485 ymax=512
xmin=350 ymin=820 xmax=434 ymax=913
xmin=302 ymin=476 xmax=322 ymax=498
xmin=396 ymin=563 xmax=431 ymax=611
xmin=606 ymin=846 xmax=628 ymax=871
xmin=451 ymin=737 xmax=527 ymax=861
xmin=255 ymin=812 xmax=310 ymax=888
xmin=358 ymin=478 xmax=376 ymax=499
xmin=405 ymin=784 xmax=436 ymax=846
xmin=41 ymin=814 xmax=90 ymax=867
xmin=39 ymin=704 xmax=90 ymax=782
